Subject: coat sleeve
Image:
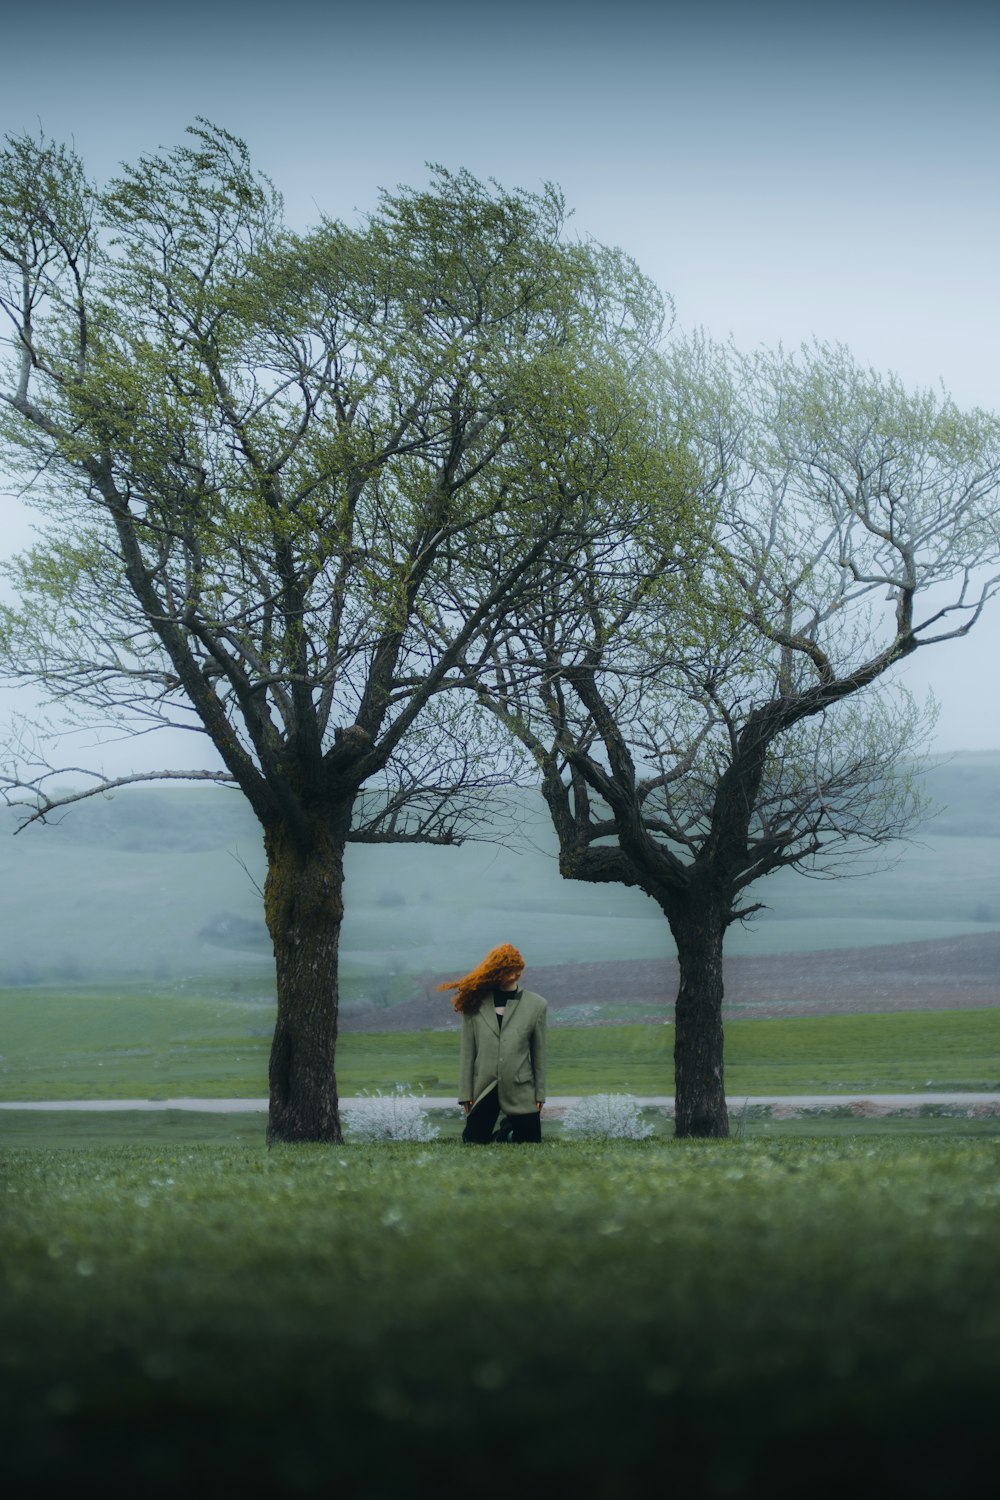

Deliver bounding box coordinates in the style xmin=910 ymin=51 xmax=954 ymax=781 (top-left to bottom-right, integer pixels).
xmin=458 ymin=1013 xmax=476 ymax=1102
xmin=530 ymin=1000 xmax=547 ymax=1102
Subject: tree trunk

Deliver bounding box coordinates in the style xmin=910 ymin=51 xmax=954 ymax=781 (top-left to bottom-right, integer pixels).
xmin=669 ymin=897 xmax=729 ymax=1139
xmin=263 ymin=807 xmax=350 ymax=1144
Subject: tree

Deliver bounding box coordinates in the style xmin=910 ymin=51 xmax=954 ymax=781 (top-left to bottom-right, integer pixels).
xmin=461 ymin=337 xmax=1000 ymax=1136
xmin=0 ymin=122 xmax=677 ymax=1141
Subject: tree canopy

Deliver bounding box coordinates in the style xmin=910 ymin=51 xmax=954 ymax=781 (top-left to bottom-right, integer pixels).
xmin=463 ymin=336 xmax=1000 ymax=1133
xmin=0 ymin=121 xmax=689 ymax=1139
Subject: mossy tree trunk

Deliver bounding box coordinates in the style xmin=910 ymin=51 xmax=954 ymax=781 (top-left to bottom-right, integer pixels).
xmin=668 ymin=894 xmax=729 ymax=1139
xmin=263 ymin=804 xmax=352 ymax=1145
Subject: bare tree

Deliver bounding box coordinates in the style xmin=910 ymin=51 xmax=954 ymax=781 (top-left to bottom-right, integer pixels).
xmin=0 ymin=122 xmax=671 ymax=1141
xmin=461 ymin=337 xmax=1000 ymax=1136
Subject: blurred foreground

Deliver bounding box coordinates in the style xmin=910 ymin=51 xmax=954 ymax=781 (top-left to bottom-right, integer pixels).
xmin=1 ymin=1137 xmax=997 ymax=1498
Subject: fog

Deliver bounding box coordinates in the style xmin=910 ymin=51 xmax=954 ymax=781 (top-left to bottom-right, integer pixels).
xmin=1 ymin=756 xmax=998 ymax=996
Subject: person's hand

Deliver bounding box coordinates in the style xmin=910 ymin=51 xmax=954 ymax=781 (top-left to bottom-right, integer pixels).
xmin=461 ymin=1101 xmax=472 ymax=1115
xmin=536 ymin=1101 xmax=543 ymax=1112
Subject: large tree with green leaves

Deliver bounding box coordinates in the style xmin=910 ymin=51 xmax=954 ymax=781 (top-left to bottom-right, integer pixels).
xmin=0 ymin=121 xmax=681 ymax=1141
xmin=460 ymin=338 xmax=1000 ymax=1136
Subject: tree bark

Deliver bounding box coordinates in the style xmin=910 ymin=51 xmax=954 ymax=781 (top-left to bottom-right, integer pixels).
xmin=263 ymin=806 xmax=350 ymax=1144
xmin=668 ymin=896 xmax=729 ymax=1138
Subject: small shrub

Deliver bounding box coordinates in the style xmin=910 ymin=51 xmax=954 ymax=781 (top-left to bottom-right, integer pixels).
xmin=343 ymin=1084 xmax=440 ymax=1142
xmin=561 ymin=1093 xmax=654 ymax=1141
xmin=375 ymin=887 xmax=406 ymax=908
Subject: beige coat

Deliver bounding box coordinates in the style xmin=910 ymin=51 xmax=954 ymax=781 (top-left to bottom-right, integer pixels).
xmin=458 ymin=988 xmax=547 ymax=1114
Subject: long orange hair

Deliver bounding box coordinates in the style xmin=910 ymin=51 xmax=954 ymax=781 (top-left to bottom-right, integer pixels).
xmin=438 ymin=943 xmax=525 ymax=1015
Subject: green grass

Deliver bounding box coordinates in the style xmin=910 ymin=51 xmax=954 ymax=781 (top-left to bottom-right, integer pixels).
xmin=0 ymin=1110 xmax=271 ymax=1148
xmin=1 ymin=1107 xmax=998 ymax=1153
xmin=546 ymin=1008 xmax=1000 ymax=1095
xmin=724 ymin=1007 xmax=1000 ymax=1092
xmin=3 ymin=988 xmax=998 ymax=1100
xmin=0 ymin=983 xmax=276 ymax=1100
xmin=1 ymin=1137 xmax=997 ymax=1496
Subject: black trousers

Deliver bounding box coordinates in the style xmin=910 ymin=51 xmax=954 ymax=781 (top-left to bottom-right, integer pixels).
xmin=462 ymin=1088 xmax=542 ymax=1144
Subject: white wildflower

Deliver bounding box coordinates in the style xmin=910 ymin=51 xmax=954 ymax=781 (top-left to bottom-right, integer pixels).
xmin=343 ymin=1084 xmax=439 ymax=1143
xmin=561 ymin=1093 xmax=654 ymax=1141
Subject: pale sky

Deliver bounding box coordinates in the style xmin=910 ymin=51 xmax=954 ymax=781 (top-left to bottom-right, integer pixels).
xmin=1 ymin=0 xmax=998 ymax=772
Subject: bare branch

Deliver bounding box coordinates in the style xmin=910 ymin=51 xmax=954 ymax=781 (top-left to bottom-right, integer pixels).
xmin=1 ymin=763 xmax=236 ymax=831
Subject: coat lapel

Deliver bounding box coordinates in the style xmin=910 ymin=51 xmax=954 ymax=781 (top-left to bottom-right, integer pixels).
xmin=499 ymin=988 xmax=522 ymax=1028
xmin=480 ymin=997 xmax=500 ymax=1035
xmin=481 ymin=987 xmax=521 ymax=1037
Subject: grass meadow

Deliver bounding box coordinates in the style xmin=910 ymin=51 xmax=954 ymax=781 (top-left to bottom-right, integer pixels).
xmin=3 ymin=763 xmax=999 ymax=1494
xmin=3 ymin=988 xmax=998 ymax=1100
xmin=2 ymin=1135 xmax=998 ymax=1498
xmin=2 ymin=1006 xmax=998 ymax=1496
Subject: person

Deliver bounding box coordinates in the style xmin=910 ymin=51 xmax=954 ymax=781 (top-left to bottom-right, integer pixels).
xmin=438 ymin=943 xmax=547 ymax=1144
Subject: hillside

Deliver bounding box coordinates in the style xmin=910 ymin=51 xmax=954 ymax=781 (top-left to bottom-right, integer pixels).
xmin=1 ymin=752 xmax=998 ymax=1000
xmin=347 ymin=932 xmax=1000 ymax=1031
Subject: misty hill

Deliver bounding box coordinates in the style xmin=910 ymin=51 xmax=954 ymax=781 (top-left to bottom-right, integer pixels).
xmin=0 ymin=752 xmax=998 ymax=997
xmin=345 ymin=932 xmax=1000 ymax=1031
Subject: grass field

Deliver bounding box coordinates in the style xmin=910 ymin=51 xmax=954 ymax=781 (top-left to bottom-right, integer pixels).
xmin=4 ymin=767 xmax=998 ymax=1495
xmin=1 ymin=1107 xmax=999 ymax=1152
xmin=1 ymin=1136 xmax=997 ymax=1497
xmin=3 ymin=990 xmax=998 ymax=1101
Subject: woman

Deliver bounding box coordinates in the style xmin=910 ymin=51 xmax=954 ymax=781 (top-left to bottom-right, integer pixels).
xmin=438 ymin=943 xmax=547 ymax=1144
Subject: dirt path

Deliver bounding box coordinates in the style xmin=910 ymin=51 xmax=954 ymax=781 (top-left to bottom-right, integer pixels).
xmin=3 ymin=1092 xmax=998 ymax=1117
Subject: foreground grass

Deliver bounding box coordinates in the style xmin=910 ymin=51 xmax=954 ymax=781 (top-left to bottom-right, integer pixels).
xmin=1 ymin=1108 xmax=999 ymax=1151
xmin=1 ymin=1138 xmax=997 ymax=1497
xmin=3 ymin=991 xmax=999 ymax=1100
